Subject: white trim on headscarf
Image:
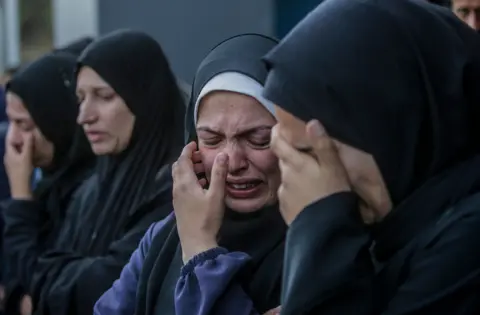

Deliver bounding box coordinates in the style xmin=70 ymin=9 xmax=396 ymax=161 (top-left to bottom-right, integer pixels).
xmin=193 ymin=71 xmax=276 ymax=123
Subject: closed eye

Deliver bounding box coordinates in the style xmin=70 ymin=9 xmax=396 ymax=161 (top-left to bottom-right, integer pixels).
xmin=200 ymin=137 xmax=222 ymax=147
xmin=248 ymin=137 xmax=270 ymax=148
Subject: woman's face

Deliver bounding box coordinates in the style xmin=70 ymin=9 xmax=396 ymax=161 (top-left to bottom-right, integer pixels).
xmin=76 ymin=66 xmax=135 ymax=155
xmin=5 ymin=92 xmax=54 ymax=168
xmin=197 ymin=91 xmax=280 ymax=213
xmin=274 ymin=105 xmax=392 ymax=223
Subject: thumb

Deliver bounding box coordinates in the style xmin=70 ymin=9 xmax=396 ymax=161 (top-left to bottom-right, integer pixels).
xmin=207 ymin=153 xmax=228 ymax=199
xmin=264 ymin=306 xmax=282 ymax=315
xmin=22 ymin=134 xmax=34 ymax=161
xmin=306 ymin=119 xmax=337 ymax=164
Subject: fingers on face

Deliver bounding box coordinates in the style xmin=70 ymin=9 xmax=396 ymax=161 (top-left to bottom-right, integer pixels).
xmin=174 ymin=142 xmax=197 ymax=177
xmin=207 ymin=153 xmax=228 ymax=196
xmin=305 ymin=120 xmax=338 ymax=164
xmin=172 ymin=159 xmax=198 ymax=197
xmin=270 ymin=125 xmax=304 ymax=170
xmin=22 ymin=133 xmax=34 ymax=157
xmin=198 ymin=178 xmax=208 ymax=188
xmin=193 ymin=162 xmax=205 ymax=175
xmin=192 ymin=150 xmax=205 ymax=175
xmin=179 ymin=141 xmax=197 ymax=160
xmin=192 ymin=150 xmax=202 ymax=164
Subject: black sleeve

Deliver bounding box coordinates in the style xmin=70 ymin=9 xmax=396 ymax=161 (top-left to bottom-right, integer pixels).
xmin=280 ymin=192 xmax=374 ymax=315
xmin=281 ymin=192 xmax=480 ymax=315
xmin=29 ymin=204 xmax=172 ymax=315
xmin=2 ymin=200 xmax=46 ymax=291
xmin=2 ymin=199 xmax=47 ymax=315
xmin=377 ymin=207 xmax=480 ymax=314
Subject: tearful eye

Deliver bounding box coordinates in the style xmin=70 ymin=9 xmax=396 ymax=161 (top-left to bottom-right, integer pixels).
xmin=249 ymin=139 xmax=270 ymax=148
xmin=248 ymin=134 xmax=271 ymax=148
xmin=200 ymin=138 xmax=222 ymax=147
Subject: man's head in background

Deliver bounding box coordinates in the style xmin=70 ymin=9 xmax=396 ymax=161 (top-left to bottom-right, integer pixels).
xmin=451 ymin=0 xmax=480 ymax=31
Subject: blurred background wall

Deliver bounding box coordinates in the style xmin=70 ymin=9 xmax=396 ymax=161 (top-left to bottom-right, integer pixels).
xmin=0 ymin=0 xmax=321 ymax=82
xmin=98 ymin=0 xmax=275 ymax=82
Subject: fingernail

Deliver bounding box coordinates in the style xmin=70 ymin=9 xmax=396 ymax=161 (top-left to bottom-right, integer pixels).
xmin=312 ymin=120 xmax=325 ymax=136
xmin=217 ymin=153 xmax=227 ymax=164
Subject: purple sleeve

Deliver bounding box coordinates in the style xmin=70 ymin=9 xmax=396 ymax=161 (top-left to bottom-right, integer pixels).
xmin=93 ymin=213 xmax=174 ymax=315
xmin=175 ymin=247 xmax=260 ymax=315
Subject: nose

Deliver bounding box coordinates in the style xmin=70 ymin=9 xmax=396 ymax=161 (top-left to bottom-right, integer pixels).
xmin=223 ymin=142 xmax=248 ymax=174
xmin=77 ymin=98 xmax=96 ymax=125
xmin=466 ymin=12 xmax=480 ymax=31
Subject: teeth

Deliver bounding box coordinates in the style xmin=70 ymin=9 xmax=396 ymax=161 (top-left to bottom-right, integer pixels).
xmin=232 ymin=184 xmax=248 ymax=189
xmin=231 ymin=183 xmax=256 ymax=189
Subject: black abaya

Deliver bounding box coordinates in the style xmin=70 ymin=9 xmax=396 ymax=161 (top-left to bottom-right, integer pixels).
xmin=7 ymin=30 xmax=185 ymax=315
xmin=3 ymin=52 xmax=95 ymax=314
xmin=263 ymin=0 xmax=480 ymax=314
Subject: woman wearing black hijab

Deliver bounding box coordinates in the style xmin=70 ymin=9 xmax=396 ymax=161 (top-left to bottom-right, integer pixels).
xmin=94 ymin=34 xmax=286 ymax=315
xmin=15 ymin=29 xmax=185 ymax=315
xmin=263 ymin=0 xmax=480 ymax=314
xmin=2 ymin=51 xmax=95 ymax=314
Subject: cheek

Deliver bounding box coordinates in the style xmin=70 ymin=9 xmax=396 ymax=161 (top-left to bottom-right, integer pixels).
xmin=198 ymin=147 xmax=218 ymax=177
xmin=248 ymin=149 xmax=279 ymax=177
xmin=32 ymin=130 xmax=46 ymax=150
xmin=100 ymin=104 xmax=135 ymax=136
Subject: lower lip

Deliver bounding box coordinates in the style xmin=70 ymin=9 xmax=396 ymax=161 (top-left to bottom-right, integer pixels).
xmin=86 ymin=133 xmax=105 ymax=143
xmin=226 ymin=183 xmax=262 ymax=199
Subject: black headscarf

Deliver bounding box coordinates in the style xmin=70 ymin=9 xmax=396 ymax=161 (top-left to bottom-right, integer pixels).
xmin=75 ymin=29 xmax=185 ymax=252
xmin=6 ymin=51 xmax=94 ymax=205
xmin=6 ymin=50 xmax=94 ymax=209
xmin=263 ymin=0 xmax=480 ymax=260
xmin=136 ymin=34 xmax=287 ymax=315
xmin=2 ymin=52 xmax=95 ymax=314
xmin=7 ymin=52 xmax=89 ymax=172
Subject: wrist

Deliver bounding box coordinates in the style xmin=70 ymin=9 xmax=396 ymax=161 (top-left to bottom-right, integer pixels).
xmin=181 ymin=238 xmax=219 ymax=264
xmin=11 ymin=183 xmax=33 ymax=200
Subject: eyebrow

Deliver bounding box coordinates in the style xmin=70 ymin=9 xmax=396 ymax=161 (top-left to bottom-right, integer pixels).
xmin=8 ymin=116 xmax=32 ymax=125
xmin=5 ymin=109 xmax=28 ymax=120
xmin=77 ymin=85 xmax=112 ymax=93
xmin=196 ymin=125 xmax=272 ymax=137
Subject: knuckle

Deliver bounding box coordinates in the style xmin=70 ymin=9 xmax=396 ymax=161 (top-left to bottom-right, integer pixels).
xmin=177 ymin=155 xmax=188 ymax=164
xmin=173 ymin=181 xmax=189 ymax=197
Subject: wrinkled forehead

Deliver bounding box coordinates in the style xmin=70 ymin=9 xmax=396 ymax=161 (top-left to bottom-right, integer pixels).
xmin=197 ymin=90 xmax=276 ymax=136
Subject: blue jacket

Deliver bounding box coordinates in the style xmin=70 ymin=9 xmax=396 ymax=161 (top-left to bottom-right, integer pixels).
xmin=94 ymin=212 xmax=256 ymax=315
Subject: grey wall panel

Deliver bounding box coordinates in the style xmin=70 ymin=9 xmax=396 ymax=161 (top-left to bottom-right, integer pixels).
xmin=98 ymin=0 xmax=275 ymax=82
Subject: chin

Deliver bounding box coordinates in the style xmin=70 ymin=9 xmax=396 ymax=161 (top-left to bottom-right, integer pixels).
xmin=225 ymin=196 xmax=271 ymax=213
xmin=90 ymin=143 xmax=114 ymax=155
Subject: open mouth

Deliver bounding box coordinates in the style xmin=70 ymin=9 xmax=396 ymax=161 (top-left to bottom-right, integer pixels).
xmin=226 ymin=180 xmax=263 ymax=198
xmin=227 ymin=180 xmax=262 ymax=190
